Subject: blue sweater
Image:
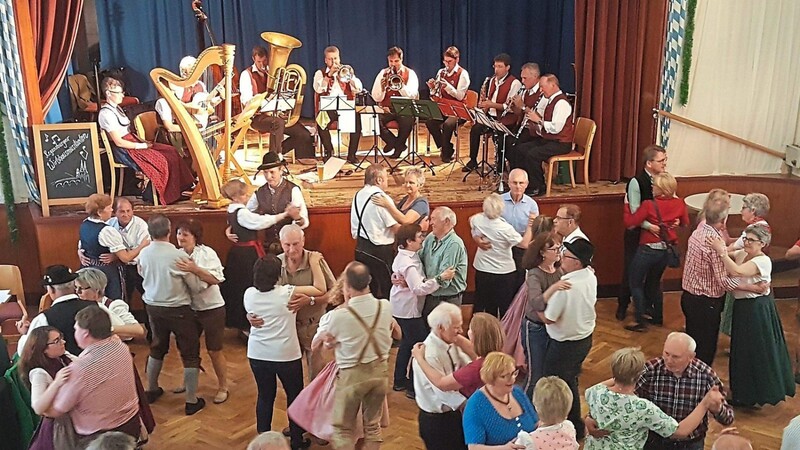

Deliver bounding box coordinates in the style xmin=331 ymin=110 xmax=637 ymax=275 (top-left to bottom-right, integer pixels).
xmin=463 ymin=385 xmax=539 ymax=445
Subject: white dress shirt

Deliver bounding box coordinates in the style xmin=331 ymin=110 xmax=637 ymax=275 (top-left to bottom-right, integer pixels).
xmin=245 ymin=180 xmax=310 ymax=229
xmin=534 ymin=89 xmax=572 ymax=135
xmin=326 ymin=294 xmax=394 ymax=369
xmin=470 ymin=214 xmax=523 ymax=274
xmin=412 ymin=332 xmax=472 ymax=413
xmin=544 ymin=267 xmax=597 ymax=341
xmin=563 ymin=227 xmax=590 ymax=244
xmin=185 ymin=244 xmax=225 ymax=311
xmin=239 ymin=64 xmax=269 ymax=106
xmin=436 ymin=64 xmax=470 ymax=101
xmin=488 ymin=74 xmax=522 ymax=117
xmin=371 ymin=66 xmax=420 ymax=103
xmin=313 ymin=66 xmax=364 ymax=96
xmin=390 ymin=249 xmax=440 ymax=319
xmin=350 ymin=185 xmax=398 ymax=245
xmin=106 ymin=215 xmax=150 ymax=264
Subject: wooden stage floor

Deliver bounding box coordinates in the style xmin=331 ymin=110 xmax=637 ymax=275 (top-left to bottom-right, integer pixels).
xmin=130 ymin=293 xmax=800 ymax=450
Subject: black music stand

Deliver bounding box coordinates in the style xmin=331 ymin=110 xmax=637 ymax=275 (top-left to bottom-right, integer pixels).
xmin=388 ymin=98 xmax=441 ymax=175
xmin=319 ymin=95 xmax=356 ymax=160
xmin=462 ymin=109 xmax=513 ymax=185
xmin=353 ymin=100 xmax=392 ymax=172
xmin=434 ymin=99 xmax=473 ymax=180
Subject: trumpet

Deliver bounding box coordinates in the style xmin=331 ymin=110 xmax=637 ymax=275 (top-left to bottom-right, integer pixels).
xmin=331 ymin=64 xmax=355 ymax=83
xmin=382 ymin=66 xmax=404 ymax=91
xmin=430 ymin=68 xmax=445 ymax=98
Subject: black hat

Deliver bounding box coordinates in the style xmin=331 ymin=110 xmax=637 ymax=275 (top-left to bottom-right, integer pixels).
xmin=563 ymin=238 xmax=594 ymax=267
xmin=257 ymin=152 xmax=284 ymax=171
xmin=42 ymin=265 xmax=79 ymax=286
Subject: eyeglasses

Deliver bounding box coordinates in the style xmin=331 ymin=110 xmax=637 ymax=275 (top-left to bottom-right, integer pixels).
xmin=545 ymin=246 xmax=562 ymax=253
xmin=75 ymin=285 xmax=91 ymax=292
xmin=563 ymin=255 xmax=581 ymax=261
xmin=499 ymin=369 xmax=520 ymax=380
xmin=554 ymin=215 xmax=572 ymax=221
xmin=107 ymin=89 xmax=124 ymax=95
xmin=742 ymin=237 xmax=762 ymax=244
xmin=653 ymin=157 xmax=668 ymax=164
xmin=47 ymin=336 xmax=64 ymax=346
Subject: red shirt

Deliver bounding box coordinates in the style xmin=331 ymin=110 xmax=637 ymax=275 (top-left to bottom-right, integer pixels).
xmin=624 ymin=197 xmax=689 ymax=245
xmin=453 ymin=358 xmax=485 ymax=398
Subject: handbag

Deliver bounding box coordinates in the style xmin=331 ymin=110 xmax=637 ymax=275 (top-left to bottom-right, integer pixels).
xmin=652 ymin=200 xmax=681 ymax=268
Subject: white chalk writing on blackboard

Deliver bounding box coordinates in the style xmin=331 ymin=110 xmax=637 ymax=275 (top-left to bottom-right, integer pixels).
xmin=53 ymin=160 xmax=91 ymax=188
xmin=44 ymin=132 xmax=90 ymax=171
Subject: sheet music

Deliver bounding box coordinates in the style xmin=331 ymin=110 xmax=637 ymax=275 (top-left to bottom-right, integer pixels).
xmin=260 ymin=95 xmax=296 ymax=113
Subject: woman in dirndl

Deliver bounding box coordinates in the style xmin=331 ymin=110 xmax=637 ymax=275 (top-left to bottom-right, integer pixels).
xmin=709 ymin=223 xmax=794 ymax=407
xmin=79 ymin=194 xmax=148 ymax=302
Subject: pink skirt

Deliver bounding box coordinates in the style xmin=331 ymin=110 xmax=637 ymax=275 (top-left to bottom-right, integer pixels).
xmin=501 ymin=284 xmax=528 ymax=369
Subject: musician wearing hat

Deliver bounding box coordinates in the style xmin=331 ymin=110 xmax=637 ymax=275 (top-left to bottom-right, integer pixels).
xmin=371 ymin=46 xmax=420 ymax=158
xmin=541 ymin=238 xmax=596 ymax=440
xmin=239 ymin=45 xmax=315 ymax=163
xmin=313 ymin=45 xmax=364 ymax=164
xmin=17 ymin=265 xmax=91 ymax=355
xmin=225 ymin=152 xmax=309 ymax=254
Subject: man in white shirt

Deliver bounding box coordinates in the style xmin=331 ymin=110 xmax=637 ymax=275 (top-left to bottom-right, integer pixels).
xmin=321 ymin=262 xmax=394 ymax=450
xmin=313 ymin=45 xmax=363 ymax=163
xmin=554 ymin=203 xmax=589 ymax=244
xmin=371 ymin=46 xmax=420 ymax=158
xmin=239 ymin=45 xmax=314 ymax=161
xmin=350 ymin=165 xmax=400 ymax=299
xmin=412 ymin=302 xmax=471 ymax=450
xmin=424 ymin=46 xmax=470 ymax=163
xmin=509 ymin=74 xmax=575 ymax=196
xmin=542 ymin=238 xmax=596 ymax=440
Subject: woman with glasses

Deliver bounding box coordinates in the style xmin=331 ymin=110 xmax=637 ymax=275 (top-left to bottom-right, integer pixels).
xmin=75 ymin=267 xmax=145 ymax=340
xmin=18 ymin=326 xmax=75 ymax=450
xmin=79 ymin=194 xmax=149 ymax=302
xmin=623 ymin=173 xmax=689 ymax=332
xmin=98 ymin=77 xmax=194 ymax=205
xmin=519 ymin=231 xmax=570 ymax=399
xmin=709 ymin=224 xmax=794 ymax=407
xmin=462 ymin=352 xmax=539 ymax=448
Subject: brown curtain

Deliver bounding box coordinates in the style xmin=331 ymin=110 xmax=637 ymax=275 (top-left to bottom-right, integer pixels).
xmin=29 ymin=0 xmax=84 ymax=114
xmin=574 ymin=0 xmax=668 ymax=181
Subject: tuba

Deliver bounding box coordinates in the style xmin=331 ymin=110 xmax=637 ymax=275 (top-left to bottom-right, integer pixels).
xmin=260 ymin=32 xmax=306 ymax=127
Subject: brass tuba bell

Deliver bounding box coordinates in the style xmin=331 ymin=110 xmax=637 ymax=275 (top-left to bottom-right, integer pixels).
xmin=260 ymin=31 xmax=306 ymax=127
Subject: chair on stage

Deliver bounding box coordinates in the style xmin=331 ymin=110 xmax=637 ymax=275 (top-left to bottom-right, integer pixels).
xmin=544 ymin=117 xmax=596 ymax=196
xmin=133 ymin=111 xmax=159 ymax=141
xmin=99 ymin=129 xmax=159 ymax=205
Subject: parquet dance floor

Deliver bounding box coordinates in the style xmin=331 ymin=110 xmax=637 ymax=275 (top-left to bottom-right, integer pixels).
xmin=128 ymin=292 xmax=800 ymax=449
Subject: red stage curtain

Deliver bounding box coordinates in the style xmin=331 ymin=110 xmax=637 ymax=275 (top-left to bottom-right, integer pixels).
xmin=574 ymin=0 xmax=668 ymax=181
xmin=29 ymin=0 xmax=84 ymax=113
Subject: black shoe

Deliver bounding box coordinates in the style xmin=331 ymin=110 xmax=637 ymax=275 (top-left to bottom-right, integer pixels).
xmin=405 ymin=389 xmax=416 ymax=400
xmin=462 ymin=161 xmax=477 ymax=172
xmin=282 ymin=426 xmax=291 ymax=437
xmin=387 ymin=149 xmax=403 ymax=159
xmin=185 ymin=397 xmax=206 ymax=415
xmin=392 ymin=384 xmax=406 ymax=392
xmin=615 ymin=306 xmax=626 ymax=321
xmin=346 ymin=156 xmax=359 ymax=165
xmin=146 ymin=387 xmax=164 ymax=404
xmin=441 ymin=156 xmax=453 ymax=163
xmin=624 ymin=322 xmax=648 ymax=332
xmin=525 ymin=188 xmax=544 ymax=197
xmin=291 ymin=438 xmax=312 ymax=450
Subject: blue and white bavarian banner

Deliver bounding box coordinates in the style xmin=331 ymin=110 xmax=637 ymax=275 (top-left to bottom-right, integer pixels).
xmin=0 ymin=0 xmax=40 ymax=202
xmin=657 ymin=0 xmax=687 ymax=149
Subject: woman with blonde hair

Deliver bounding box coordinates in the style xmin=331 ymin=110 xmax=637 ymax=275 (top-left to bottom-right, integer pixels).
xmin=371 ymin=167 xmax=430 ymax=230
xmin=78 ymin=193 xmax=149 ymax=301
xmin=412 ymin=312 xmax=504 ymax=398
xmin=462 ymin=352 xmax=539 ymax=448
xmin=623 ymin=173 xmax=689 ymax=331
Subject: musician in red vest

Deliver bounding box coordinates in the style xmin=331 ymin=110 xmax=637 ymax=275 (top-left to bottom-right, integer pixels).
xmin=464 ymin=53 xmax=522 ymax=172
xmin=425 ymin=46 xmax=471 ymax=163
xmin=508 ymin=74 xmax=574 ymax=196
xmin=370 ymin=46 xmax=420 ymax=158
xmin=239 ymin=45 xmax=315 ymax=161
xmin=312 ymin=45 xmax=363 ymax=164
xmin=508 ymin=63 xmax=544 ymax=144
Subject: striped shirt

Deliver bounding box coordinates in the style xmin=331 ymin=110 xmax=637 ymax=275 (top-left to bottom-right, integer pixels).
xmin=52 ymin=335 xmax=139 ymax=435
xmin=681 ymin=223 xmax=738 ymax=297
xmin=636 ymin=357 xmax=734 ymax=441
xmin=781 ymin=415 xmax=800 ymax=450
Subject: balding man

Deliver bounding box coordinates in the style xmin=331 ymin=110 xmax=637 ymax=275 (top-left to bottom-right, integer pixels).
xmin=712 ymin=434 xmax=752 ymax=450
xmin=506 ymin=63 xmax=543 ymax=145
xmin=247 ymin=431 xmax=290 ymax=450
xmin=351 ymin=165 xmax=400 ymax=299
xmin=419 ymin=207 xmax=468 ymax=320
xmin=508 ymin=74 xmax=575 ymax=196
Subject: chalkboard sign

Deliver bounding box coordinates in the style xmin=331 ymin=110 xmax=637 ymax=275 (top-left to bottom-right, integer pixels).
xmin=33 ymin=123 xmax=103 ymax=217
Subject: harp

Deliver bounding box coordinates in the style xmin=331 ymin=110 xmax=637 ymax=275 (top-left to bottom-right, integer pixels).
xmin=150 ymin=44 xmax=248 ymax=208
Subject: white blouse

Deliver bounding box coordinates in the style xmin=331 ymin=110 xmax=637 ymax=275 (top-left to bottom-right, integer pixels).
xmin=732 ymin=252 xmax=772 ymax=299
xmin=185 ymin=244 xmax=226 ymax=311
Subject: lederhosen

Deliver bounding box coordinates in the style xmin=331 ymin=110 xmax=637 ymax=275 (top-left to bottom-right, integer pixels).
xmin=353 ymin=193 xmax=394 ymax=300
xmin=346 ymin=301 xmax=384 ymax=365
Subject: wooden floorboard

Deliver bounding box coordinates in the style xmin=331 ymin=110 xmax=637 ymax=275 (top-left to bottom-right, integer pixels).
xmin=129 ymin=293 xmax=800 ymax=449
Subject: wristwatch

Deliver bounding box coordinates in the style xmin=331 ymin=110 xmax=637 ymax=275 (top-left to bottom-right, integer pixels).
xmin=309 ymin=296 xmax=316 ymax=306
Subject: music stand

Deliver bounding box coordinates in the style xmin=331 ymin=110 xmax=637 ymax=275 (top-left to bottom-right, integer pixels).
xmin=319 ymin=95 xmax=356 ymax=159
xmin=462 ymin=109 xmax=512 ymax=185
xmin=389 ymin=98 xmax=441 ymax=175
xmin=353 ymin=99 xmax=392 ymax=172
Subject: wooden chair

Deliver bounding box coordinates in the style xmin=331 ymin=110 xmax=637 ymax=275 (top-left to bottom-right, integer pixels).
xmin=544 ymin=117 xmax=596 ymax=196
xmin=0 ymin=265 xmax=27 ymax=344
xmin=133 ymin=111 xmax=159 ymax=142
xmin=99 ymin=130 xmax=159 ymax=205
xmin=38 ymin=293 xmax=53 ymax=313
